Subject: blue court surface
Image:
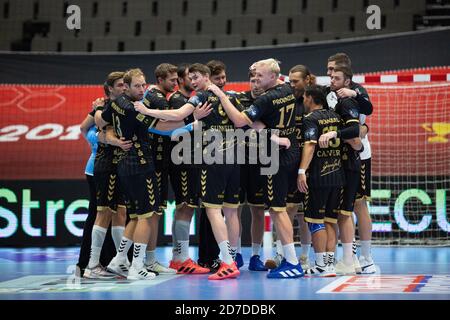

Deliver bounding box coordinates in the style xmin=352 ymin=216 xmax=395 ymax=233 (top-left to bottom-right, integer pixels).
xmin=0 ymin=246 xmax=449 ymax=300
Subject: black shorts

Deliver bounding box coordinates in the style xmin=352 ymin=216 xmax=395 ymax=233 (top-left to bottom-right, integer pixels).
xmin=119 ymin=172 xmax=160 ymax=219
xmin=287 ymin=189 xmax=305 ymax=209
xmin=200 ymin=164 xmax=240 ymax=208
xmin=239 ymin=163 xmax=265 ymax=207
xmin=154 ymin=165 xmax=169 ymax=213
xmin=94 ymin=171 xmax=125 ymax=212
xmin=264 ymin=162 xmax=298 ymax=212
xmin=304 ymin=186 xmax=341 ymax=224
xmin=356 ymin=158 xmax=372 ymax=201
xmin=339 ymin=169 xmax=360 ymax=216
xmin=170 ymin=165 xmax=200 ymax=208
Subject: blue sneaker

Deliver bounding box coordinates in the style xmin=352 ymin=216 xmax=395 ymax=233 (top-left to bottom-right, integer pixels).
xmin=235 ymin=253 xmax=244 ymax=269
xmin=248 ymin=255 xmax=268 ymax=271
xmin=267 ymin=259 xmax=304 ymax=279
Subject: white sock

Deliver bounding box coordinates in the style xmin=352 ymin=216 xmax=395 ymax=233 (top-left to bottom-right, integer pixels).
xmin=251 ymin=243 xmax=261 ymax=256
xmin=352 ymin=238 xmax=357 ymax=255
xmin=117 ymin=236 xmax=133 ymax=260
xmin=218 ymin=240 xmax=233 ymax=265
xmin=145 ymin=250 xmax=156 ymax=265
xmin=361 ymin=240 xmax=372 ymax=259
xmin=237 ymin=237 xmax=242 ymax=254
xmin=111 ymin=226 xmax=125 ymax=251
xmin=173 ymin=220 xmax=190 ymax=261
xmin=131 ymin=243 xmax=147 ymax=270
xmin=275 ymin=240 xmax=283 ymax=256
xmin=301 ymin=243 xmax=311 ymax=257
xmin=342 ymin=243 xmax=353 ymax=265
xmin=88 ymin=225 xmax=107 ymax=269
xmin=315 ymin=252 xmax=326 ymax=267
xmin=178 ymin=240 xmax=189 ymax=262
xmin=326 ymin=252 xmax=335 ymax=266
xmin=283 ymin=243 xmax=298 ymax=265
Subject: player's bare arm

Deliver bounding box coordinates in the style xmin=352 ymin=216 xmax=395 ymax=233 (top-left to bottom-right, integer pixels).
xmin=207 ymin=83 xmax=248 ymax=127
xmin=297 ymin=142 xmax=315 ymax=193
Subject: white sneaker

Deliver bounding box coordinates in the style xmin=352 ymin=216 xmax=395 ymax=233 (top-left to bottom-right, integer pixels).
xmin=145 ymin=261 xmax=176 ymax=274
xmin=299 ymin=255 xmax=310 ymax=270
xmin=305 ymin=263 xmax=336 ymax=277
xmin=335 ymin=260 xmax=356 ymax=275
xmin=353 ymin=255 xmax=362 ymax=274
xmin=83 ymin=265 xmax=116 ymax=279
xmin=264 ymin=253 xmax=283 ymax=269
xmin=359 ymin=256 xmax=377 ymax=274
xmin=324 ymin=263 xmax=337 ymax=277
xmin=107 ymin=256 xmax=129 ymax=277
xmin=127 ymin=266 xmax=157 ymax=280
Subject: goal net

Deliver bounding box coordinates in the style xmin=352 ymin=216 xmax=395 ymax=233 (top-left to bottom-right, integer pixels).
xmin=364 ymin=82 xmax=450 ymax=245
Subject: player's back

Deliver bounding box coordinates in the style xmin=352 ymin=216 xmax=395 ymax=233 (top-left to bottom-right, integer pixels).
xmin=108 ymin=93 xmax=158 ymax=175
xmin=303 ymin=108 xmax=344 ymax=188
xmin=252 ymin=83 xmax=299 ymax=166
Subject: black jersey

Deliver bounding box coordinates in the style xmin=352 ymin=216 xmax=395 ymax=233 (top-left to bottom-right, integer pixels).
xmin=92 ymin=99 xmax=115 ymax=173
xmin=302 ymin=108 xmax=344 ymax=188
xmin=101 ymin=93 xmax=159 ymax=176
xmin=234 ymin=90 xmax=260 ymax=163
xmin=295 ymin=96 xmax=306 ymax=149
xmin=187 ymin=90 xmax=242 ymax=163
xmin=168 ymin=90 xmax=196 ymax=166
xmin=335 ymin=97 xmax=361 ymax=172
xmin=350 ymin=82 xmax=373 ymax=116
xmin=142 ymin=87 xmax=171 ymax=166
xmin=242 ymin=83 xmax=299 ymax=166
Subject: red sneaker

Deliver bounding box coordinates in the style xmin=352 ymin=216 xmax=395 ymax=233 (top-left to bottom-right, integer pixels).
xmin=173 ymin=258 xmax=210 ymax=274
xmin=208 ymin=261 xmax=240 ymax=280
xmin=169 ymin=260 xmax=182 ymax=270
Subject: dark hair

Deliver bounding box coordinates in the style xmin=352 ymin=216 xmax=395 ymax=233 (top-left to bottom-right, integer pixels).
xmin=206 ymin=60 xmax=226 ymax=76
xmin=327 ymin=52 xmax=351 ymax=67
xmin=177 ymin=63 xmax=191 ymax=79
xmin=189 ymin=63 xmax=211 ymax=76
xmin=333 ymin=63 xmax=353 ymax=80
xmin=304 ymin=85 xmax=327 ymax=106
xmin=104 ymin=71 xmax=125 ymax=96
xmin=289 ymin=64 xmax=317 ymax=85
xmin=154 ymin=63 xmax=177 ymax=81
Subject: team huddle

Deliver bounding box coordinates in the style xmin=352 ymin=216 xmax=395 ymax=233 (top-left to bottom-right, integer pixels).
xmin=78 ymin=52 xmax=376 ymax=281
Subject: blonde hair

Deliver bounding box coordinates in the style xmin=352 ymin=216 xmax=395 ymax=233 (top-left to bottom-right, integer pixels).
xmin=123 ymin=68 xmax=145 ymax=86
xmin=251 ymin=58 xmax=281 ymax=77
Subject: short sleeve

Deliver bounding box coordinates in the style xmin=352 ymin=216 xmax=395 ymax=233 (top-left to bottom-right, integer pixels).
xmin=339 ymin=98 xmax=360 ymax=126
xmin=101 ymin=101 xmax=113 ymax=124
xmin=302 ymin=116 xmax=319 ymax=143
xmin=241 ymin=95 xmax=270 ymax=124
xmin=187 ymin=91 xmax=207 ymax=107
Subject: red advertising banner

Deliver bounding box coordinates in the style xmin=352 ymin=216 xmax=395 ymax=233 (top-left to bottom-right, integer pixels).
xmin=0 ymin=82 xmax=449 ymax=180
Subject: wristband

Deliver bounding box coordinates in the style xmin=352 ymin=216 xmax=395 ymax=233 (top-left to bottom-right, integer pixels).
xmin=298 ymin=169 xmax=306 ymax=175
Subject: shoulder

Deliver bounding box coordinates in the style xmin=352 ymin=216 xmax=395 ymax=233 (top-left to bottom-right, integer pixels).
xmin=149 ymin=88 xmax=167 ymax=101
xmin=351 ymin=82 xmax=368 ymax=95
xmin=168 ymin=91 xmax=181 ymax=102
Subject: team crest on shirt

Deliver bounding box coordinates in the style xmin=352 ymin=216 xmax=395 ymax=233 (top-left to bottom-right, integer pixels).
xmin=246 ymin=105 xmax=259 ymax=118
xmin=304 ymin=128 xmax=317 ymax=140
xmin=349 ymin=108 xmax=359 ymax=118
xmin=327 ymin=92 xmax=338 ymax=110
